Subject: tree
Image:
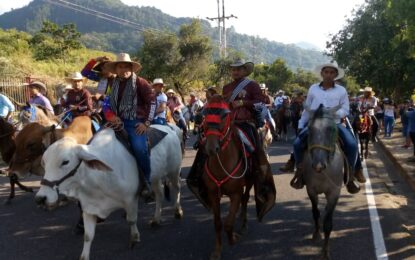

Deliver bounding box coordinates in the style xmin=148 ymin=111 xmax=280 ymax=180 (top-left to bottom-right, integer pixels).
xmin=30 ymin=21 xmax=83 ymax=63
xmin=138 ymin=20 xmax=212 ymax=97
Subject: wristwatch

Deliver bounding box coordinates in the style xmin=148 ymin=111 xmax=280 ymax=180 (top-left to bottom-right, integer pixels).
xmin=144 ymin=120 xmax=151 ymax=127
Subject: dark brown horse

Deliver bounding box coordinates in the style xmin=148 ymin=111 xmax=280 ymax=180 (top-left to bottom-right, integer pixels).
xmin=203 ymin=95 xmax=254 ymax=260
xmin=272 ymin=98 xmax=291 ymax=141
xmin=354 ymin=111 xmax=372 ymax=159
xmin=0 ymin=117 xmax=34 ymax=204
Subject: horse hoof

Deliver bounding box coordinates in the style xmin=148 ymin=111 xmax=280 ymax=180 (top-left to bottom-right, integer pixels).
xmin=174 ymin=209 xmax=183 ymax=219
xmin=312 ymin=232 xmax=322 ymax=241
xmin=149 ymin=219 xmax=161 ymax=228
xmin=129 ymin=235 xmax=140 ymax=249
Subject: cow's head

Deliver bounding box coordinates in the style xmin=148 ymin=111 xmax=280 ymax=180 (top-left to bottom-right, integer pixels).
xmin=35 ymin=137 xmax=112 ymax=209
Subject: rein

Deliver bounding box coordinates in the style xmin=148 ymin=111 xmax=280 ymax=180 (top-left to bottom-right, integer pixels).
xmin=40 ymin=161 xmax=82 ymax=195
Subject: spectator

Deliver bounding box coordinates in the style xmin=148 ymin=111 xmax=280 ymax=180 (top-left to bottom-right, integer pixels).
xmin=400 ymin=100 xmax=412 ymax=148
xmin=383 ymin=98 xmax=395 ymax=138
xmin=406 ymin=107 xmax=415 ymax=162
xmin=0 ymin=87 xmax=15 ymax=121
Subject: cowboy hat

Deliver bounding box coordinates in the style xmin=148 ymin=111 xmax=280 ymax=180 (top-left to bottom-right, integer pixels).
xmin=230 ymin=58 xmax=254 ymax=76
xmin=66 ymin=72 xmax=85 ymax=81
xmin=28 ymin=81 xmax=47 ymax=93
xmin=104 ymin=53 xmax=142 ymax=74
xmin=166 ymin=89 xmax=176 ymax=95
xmin=363 ymin=86 xmax=375 ymax=96
xmin=259 ymin=83 xmax=267 ymax=90
xmin=314 ymin=61 xmax=345 ymax=81
xmin=152 ymin=78 xmax=166 ymax=86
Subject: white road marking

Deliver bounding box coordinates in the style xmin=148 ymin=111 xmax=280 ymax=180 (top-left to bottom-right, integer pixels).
xmin=362 ymin=159 xmax=389 ymax=260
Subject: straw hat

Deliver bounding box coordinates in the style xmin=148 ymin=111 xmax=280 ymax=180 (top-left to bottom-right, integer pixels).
xmin=363 ymin=87 xmax=375 ymax=96
xmin=152 ymin=78 xmax=166 ymax=86
xmin=66 ymin=72 xmax=85 ymax=81
xmin=104 ymin=53 xmax=142 ymax=74
xmin=166 ymin=89 xmax=176 ymax=95
xmin=28 ymin=81 xmax=47 ymax=93
xmin=230 ymin=58 xmax=254 ymax=76
xmin=314 ymin=61 xmax=345 ymax=81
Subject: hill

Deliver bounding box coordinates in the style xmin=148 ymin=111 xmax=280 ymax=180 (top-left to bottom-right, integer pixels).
xmin=0 ymin=0 xmax=329 ymax=70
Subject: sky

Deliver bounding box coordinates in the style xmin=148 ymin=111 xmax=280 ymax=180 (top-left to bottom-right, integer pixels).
xmin=0 ymin=0 xmax=365 ymax=50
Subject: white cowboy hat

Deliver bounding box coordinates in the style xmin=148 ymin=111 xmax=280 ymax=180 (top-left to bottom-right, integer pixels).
xmin=230 ymin=58 xmax=254 ymax=76
xmin=259 ymin=83 xmax=267 ymax=90
xmin=66 ymin=72 xmax=85 ymax=81
xmin=314 ymin=61 xmax=345 ymax=81
xmin=166 ymin=89 xmax=176 ymax=94
xmin=363 ymin=87 xmax=375 ymax=96
xmin=104 ymin=53 xmax=142 ymax=74
xmin=28 ymin=81 xmax=47 ymax=93
xmin=152 ymin=78 xmax=166 ymax=86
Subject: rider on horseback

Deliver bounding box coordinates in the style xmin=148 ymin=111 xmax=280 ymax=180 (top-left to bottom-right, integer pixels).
xmin=290 ymin=62 xmax=361 ymax=194
xmin=102 ymin=53 xmax=156 ymax=196
xmin=358 ymin=87 xmax=379 ymax=142
xmin=61 ymin=72 xmax=93 ymax=118
xmin=187 ymin=59 xmax=276 ymax=215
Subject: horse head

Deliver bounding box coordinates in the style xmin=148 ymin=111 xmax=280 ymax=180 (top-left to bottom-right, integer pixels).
xmin=203 ymin=95 xmax=231 ymax=157
xmin=307 ymin=104 xmax=340 ymax=172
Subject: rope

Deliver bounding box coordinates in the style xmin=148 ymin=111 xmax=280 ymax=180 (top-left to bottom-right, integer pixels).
xmin=215 ymin=134 xmax=248 ymax=180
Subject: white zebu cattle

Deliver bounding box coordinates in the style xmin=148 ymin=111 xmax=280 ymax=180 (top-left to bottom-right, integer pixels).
xmin=35 ymin=129 xmax=140 ymax=260
xmin=148 ymin=124 xmax=183 ymax=226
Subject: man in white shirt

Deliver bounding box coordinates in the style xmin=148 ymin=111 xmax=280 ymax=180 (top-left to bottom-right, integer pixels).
xmin=273 ymin=90 xmax=287 ymax=109
xmin=290 ymin=62 xmax=360 ymax=194
xmin=152 ymin=78 xmax=168 ymax=125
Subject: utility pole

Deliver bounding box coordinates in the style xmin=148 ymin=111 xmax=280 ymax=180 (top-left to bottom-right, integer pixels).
xmin=207 ymin=0 xmax=237 ymax=58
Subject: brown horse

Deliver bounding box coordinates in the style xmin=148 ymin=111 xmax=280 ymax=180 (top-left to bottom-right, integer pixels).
xmin=354 ymin=111 xmax=372 ymax=159
xmin=0 ymin=117 xmax=34 ymax=204
xmin=203 ymin=95 xmax=254 ymax=260
xmin=272 ymin=98 xmax=291 ymax=141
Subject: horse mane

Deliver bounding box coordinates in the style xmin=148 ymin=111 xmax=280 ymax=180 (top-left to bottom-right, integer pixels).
xmin=312 ymin=104 xmax=326 ymax=121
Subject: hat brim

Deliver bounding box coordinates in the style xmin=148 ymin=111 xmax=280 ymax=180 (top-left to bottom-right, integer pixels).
xmin=230 ymin=62 xmax=254 ymax=76
xmin=104 ymin=61 xmax=142 ymax=74
xmin=314 ymin=64 xmax=345 ymax=81
xmin=28 ymin=82 xmax=47 ymax=93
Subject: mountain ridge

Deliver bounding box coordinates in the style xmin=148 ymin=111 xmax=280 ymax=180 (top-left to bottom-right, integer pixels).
xmin=0 ymin=0 xmax=329 ymax=70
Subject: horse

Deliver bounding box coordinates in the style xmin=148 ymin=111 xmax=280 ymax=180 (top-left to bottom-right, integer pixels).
xmin=0 ymin=117 xmax=35 ymax=204
xmin=353 ymin=110 xmax=372 ymax=159
xmin=202 ymin=95 xmax=255 ymax=260
xmin=272 ymin=98 xmax=291 ymax=141
xmin=182 ymin=105 xmax=191 ymax=130
xmin=290 ymin=99 xmax=303 ymax=136
xmin=258 ymin=122 xmax=273 ymax=150
xmin=303 ymin=104 xmax=344 ymax=260
xmin=17 ymin=104 xmax=58 ymax=129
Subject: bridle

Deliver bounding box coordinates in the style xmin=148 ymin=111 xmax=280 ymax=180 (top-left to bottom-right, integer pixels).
xmin=40 ymin=161 xmax=82 ymax=196
xmin=308 ymin=116 xmax=338 ymax=154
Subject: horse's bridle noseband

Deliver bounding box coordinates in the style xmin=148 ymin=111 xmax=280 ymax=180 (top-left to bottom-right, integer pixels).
xmin=40 ymin=161 xmax=82 ymax=195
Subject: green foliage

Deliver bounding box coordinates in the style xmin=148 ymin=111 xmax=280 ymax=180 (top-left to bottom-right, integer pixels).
xmin=0 ymin=0 xmax=328 ymax=70
xmin=327 ymin=0 xmax=415 ymax=100
xmin=138 ymin=20 xmax=212 ymax=96
xmin=30 ymin=21 xmax=83 ymax=62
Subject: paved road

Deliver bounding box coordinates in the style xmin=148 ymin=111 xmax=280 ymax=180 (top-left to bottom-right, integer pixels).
xmin=0 ymin=135 xmax=415 ymax=260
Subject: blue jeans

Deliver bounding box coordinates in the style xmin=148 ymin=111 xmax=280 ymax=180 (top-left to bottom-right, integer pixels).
xmin=152 ymin=117 xmax=167 ymax=125
xmin=293 ymin=124 xmax=358 ymax=170
xmin=384 ymin=116 xmax=395 ymax=137
xmin=123 ymin=119 xmax=151 ymax=184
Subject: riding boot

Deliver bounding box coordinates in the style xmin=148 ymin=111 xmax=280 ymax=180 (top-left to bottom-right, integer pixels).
xmin=346 ymin=167 xmax=361 ymax=194
xmin=186 ymin=149 xmax=211 ymax=210
xmin=253 ymin=148 xmax=276 ymax=221
xmin=290 ymin=163 xmax=304 ymax=189
xmin=280 ymin=153 xmax=295 ymax=172
xmin=354 ymin=168 xmax=366 ymax=183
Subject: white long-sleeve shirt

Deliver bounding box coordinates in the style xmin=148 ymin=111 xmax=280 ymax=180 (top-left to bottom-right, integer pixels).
xmin=298 ymin=83 xmax=349 ymax=129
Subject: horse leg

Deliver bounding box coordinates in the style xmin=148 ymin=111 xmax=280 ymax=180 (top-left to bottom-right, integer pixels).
xmin=125 ymin=198 xmax=140 ymax=248
xmin=171 ymin=173 xmax=183 ymax=219
xmin=74 ymin=202 xmax=85 ymax=235
xmin=225 ymin=193 xmax=242 ymax=245
xmin=150 ymin=178 xmax=164 ymax=227
xmin=307 ymin=191 xmax=321 ymax=241
xmin=359 ymin=138 xmax=364 ymax=160
xmin=15 ymin=178 xmax=33 ymax=193
xmin=5 ymin=174 xmax=17 ymax=205
xmin=79 ymin=212 xmax=97 ymax=260
xmin=364 ymin=138 xmax=369 ymax=159
xmin=239 ymin=181 xmax=253 ymax=234
xmin=209 ymin=191 xmax=222 ymax=260
xmin=322 ymin=193 xmax=340 ymax=260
